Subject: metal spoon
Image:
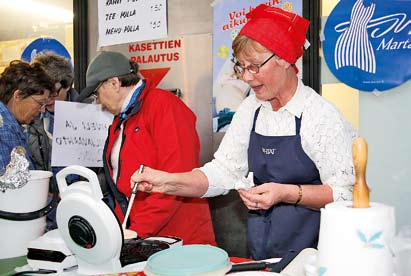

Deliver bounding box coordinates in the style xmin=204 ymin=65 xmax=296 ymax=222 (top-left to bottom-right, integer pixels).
xmin=122 ymin=164 xmax=144 ymax=231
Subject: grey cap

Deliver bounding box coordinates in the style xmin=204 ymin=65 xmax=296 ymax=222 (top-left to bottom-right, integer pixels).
xmin=77 ymin=51 xmax=133 ymax=101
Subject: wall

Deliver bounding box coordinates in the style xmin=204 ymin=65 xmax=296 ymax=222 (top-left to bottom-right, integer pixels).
xmin=360 ymin=84 xmax=411 ymax=230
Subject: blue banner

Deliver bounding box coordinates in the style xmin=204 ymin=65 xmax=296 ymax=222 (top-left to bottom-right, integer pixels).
xmin=323 ymin=0 xmax=411 ymax=92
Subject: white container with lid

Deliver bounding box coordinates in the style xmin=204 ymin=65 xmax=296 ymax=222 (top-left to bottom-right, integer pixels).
xmin=144 ymin=244 xmax=232 ymax=276
xmin=0 ymin=170 xmax=52 ymax=259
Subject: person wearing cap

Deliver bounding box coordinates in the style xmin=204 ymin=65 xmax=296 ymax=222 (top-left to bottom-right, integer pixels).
xmin=131 ymin=4 xmax=357 ymax=268
xmin=77 ymin=51 xmax=216 ymax=245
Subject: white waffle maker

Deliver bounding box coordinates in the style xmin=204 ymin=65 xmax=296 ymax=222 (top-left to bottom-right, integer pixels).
xmin=53 ymin=165 xmax=179 ymax=275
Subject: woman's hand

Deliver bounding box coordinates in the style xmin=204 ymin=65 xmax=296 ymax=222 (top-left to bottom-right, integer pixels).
xmin=238 ymin=183 xmax=284 ymax=210
xmin=130 ymin=166 xmax=171 ymax=193
xmin=130 ymin=167 xmax=209 ymax=197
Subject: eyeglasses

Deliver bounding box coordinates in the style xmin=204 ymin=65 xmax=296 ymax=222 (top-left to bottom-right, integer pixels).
xmin=92 ymin=80 xmax=107 ymax=99
xmin=31 ymin=96 xmax=49 ymax=109
xmin=233 ymin=53 xmax=277 ymax=76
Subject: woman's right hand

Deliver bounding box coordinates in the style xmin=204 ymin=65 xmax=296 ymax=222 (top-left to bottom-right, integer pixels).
xmin=130 ymin=166 xmax=169 ymax=193
xmin=130 ymin=167 xmax=209 ymax=197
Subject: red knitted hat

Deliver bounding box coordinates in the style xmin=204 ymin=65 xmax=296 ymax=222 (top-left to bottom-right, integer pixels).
xmin=239 ymin=4 xmax=310 ymax=65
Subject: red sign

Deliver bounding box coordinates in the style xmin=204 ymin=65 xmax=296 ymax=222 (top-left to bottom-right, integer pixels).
xmin=139 ymin=68 xmax=170 ymax=87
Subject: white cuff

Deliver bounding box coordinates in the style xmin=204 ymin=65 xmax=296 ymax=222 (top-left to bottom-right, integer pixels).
xmin=195 ymin=167 xmax=229 ymax=198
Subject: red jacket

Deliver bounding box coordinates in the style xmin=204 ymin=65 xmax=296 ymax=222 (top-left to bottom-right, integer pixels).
xmin=104 ymin=79 xmax=216 ymax=245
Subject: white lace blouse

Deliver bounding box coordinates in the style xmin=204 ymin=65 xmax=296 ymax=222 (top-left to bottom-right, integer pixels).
xmin=200 ymin=80 xmax=357 ymax=201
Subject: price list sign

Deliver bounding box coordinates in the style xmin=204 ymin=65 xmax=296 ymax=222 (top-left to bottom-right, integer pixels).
xmin=98 ymin=0 xmax=167 ymax=47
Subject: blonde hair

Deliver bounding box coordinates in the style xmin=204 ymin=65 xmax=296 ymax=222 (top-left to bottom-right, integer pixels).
xmin=232 ymin=35 xmax=270 ymax=58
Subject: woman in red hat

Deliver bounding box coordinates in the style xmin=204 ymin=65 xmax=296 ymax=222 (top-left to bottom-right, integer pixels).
xmin=131 ymin=4 xmax=357 ymax=269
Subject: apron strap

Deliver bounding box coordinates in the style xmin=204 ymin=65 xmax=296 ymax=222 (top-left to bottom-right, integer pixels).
xmin=295 ymin=114 xmax=302 ymax=135
xmin=251 ymin=106 xmax=262 ymax=132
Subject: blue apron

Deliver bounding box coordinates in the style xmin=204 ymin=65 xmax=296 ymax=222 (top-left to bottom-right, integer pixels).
xmin=247 ymin=106 xmax=321 ymax=264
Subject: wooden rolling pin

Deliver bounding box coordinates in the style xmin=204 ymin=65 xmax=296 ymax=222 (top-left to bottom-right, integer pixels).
xmin=352 ymin=137 xmax=370 ymax=208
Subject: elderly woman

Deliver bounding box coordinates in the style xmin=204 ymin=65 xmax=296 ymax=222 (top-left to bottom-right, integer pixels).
xmin=0 ymin=60 xmax=53 ymax=171
xmin=131 ymin=4 xmax=357 ymax=269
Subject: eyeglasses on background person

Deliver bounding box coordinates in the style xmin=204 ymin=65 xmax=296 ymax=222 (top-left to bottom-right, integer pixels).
xmin=90 ymin=79 xmax=108 ymax=102
xmin=30 ymin=95 xmax=49 ymax=109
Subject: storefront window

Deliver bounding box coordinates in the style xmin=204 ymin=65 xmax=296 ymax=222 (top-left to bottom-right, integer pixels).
xmin=0 ymin=0 xmax=73 ymax=73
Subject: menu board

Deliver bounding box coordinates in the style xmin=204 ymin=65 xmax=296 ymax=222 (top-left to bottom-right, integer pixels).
xmin=98 ymin=0 xmax=167 ymax=47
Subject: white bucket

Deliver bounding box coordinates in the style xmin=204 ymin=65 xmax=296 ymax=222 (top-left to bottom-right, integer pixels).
xmin=0 ymin=170 xmax=52 ymax=259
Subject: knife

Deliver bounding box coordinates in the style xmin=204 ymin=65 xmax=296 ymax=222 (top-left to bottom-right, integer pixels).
xmin=227 ymin=257 xmax=281 ymax=273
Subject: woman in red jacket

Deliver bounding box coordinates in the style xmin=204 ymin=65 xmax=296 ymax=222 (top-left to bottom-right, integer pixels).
xmin=77 ymin=51 xmax=216 ymax=245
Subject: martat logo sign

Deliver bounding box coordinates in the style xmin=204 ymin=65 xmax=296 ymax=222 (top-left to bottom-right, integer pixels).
xmin=323 ymin=0 xmax=411 ymax=92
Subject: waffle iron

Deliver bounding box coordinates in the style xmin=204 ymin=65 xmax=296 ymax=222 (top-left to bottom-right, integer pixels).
xmin=51 ymin=165 xmax=179 ymax=275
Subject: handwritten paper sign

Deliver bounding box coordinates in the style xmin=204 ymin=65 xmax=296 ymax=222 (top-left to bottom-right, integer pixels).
xmin=51 ymin=101 xmax=113 ymax=167
xmin=98 ymin=0 xmax=167 ymax=47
